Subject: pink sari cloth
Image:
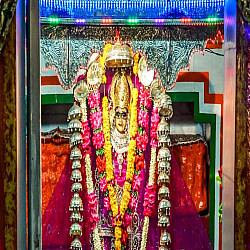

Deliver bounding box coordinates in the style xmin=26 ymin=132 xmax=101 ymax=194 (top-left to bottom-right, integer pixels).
xmin=42 ymin=150 xmax=213 ymax=250
xmin=42 ymin=70 xmax=212 ymax=249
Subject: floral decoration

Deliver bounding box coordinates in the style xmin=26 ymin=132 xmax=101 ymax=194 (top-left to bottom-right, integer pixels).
xmin=137 ymin=86 xmax=151 ymax=154
xmin=88 ymin=192 xmax=99 ymax=230
xmin=136 ymin=132 xmax=149 ymax=152
xmin=88 ymin=89 xmax=112 ymax=213
xmin=138 ymin=109 xmax=149 ymax=128
xmin=139 ymin=85 xmax=151 ymax=108
xmin=81 ymin=121 xmax=91 ymax=155
xmin=133 ymin=53 xmax=140 ymax=75
xmin=99 ymin=43 xmax=112 ymax=83
xmin=119 ymin=85 xmax=152 ymax=250
xmin=143 ymin=184 xmax=156 ymax=217
xmin=80 ymin=98 xmax=101 ymax=249
xmin=88 ymin=84 xmax=157 ymax=250
xmin=92 ymin=131 xmax=105 ymax=150
xmin=90 ymin=110 xmax=103 ymax=131
xmin=99 ymin=43 xmax=112 ymax=70
xmin=102 ymin=88 xmax=138 ymax=250
xmin=140 ymin=103 xmax=159 ymax=250
xmin=88 ymin=90 xmax=100 ymax=109
xmin=150 ymin=106 xmax=160 ymax=147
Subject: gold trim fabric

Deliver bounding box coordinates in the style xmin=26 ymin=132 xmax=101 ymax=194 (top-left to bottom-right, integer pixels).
xmin=0 ymin=0 xmax=17 ymax=54
xmin=0 ymin=15 xmax=17 ymax=249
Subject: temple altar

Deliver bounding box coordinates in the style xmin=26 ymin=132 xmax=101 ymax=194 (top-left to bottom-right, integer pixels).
xmin=2 ymin=0 xmax=250 ymax=250
xmin=39 ymin=27 xmax=216 ymax=249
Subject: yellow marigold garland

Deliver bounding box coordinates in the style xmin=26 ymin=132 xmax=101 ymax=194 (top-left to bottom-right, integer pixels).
xmin=102 ymin=87 xmax=138 ymax=250
xmin=99 ymin=43 xmax=112 ymax=70
xmin=133 ymin=53 xmax=140 ymax=75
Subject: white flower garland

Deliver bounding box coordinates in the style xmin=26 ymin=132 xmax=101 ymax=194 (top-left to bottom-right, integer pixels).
xmin=140 ymin=146 xmax=157 ymax=250
xmin=81 ymin=101 xmax=102 ymax=250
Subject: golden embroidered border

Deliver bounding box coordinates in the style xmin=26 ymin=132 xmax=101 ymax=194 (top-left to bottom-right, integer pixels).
xmin=2 ymin=16 xmax=17 ymax=250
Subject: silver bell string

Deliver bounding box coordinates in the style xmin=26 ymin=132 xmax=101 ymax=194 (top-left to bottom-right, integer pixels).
xmin=68 ymin=102 xmax=84 ymax=250
xmin=157 ymin=94 xmax=173 ymax=250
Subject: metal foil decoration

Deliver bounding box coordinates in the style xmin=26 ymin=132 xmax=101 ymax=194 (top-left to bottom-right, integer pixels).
xmin=68 ymin=102 xmax=84 ymax=250
xmin=41 ymin=25 xmax=222 ymax=89
xmin=87 ymin=60 xmax=104 ymax=92
xmin=105 ymin=30 xmax=133 ymax=68
xmin=157 ymin=94 xmax=173 ymax=250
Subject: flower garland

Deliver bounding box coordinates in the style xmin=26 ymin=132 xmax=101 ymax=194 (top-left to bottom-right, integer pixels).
xmin=102 ymin=87 xmax=138 ymax=250
xmin=140 ymin=105 xmax=160 ymax=250
xmin=88 ymin=90 xmax=111 ymax=215
xmin=88 ymin=85 xmax=156 ymax=250
xmin=136 ymin=86 xmax=151 ymax=152
xmin=80 ymin=100 xmax=102 ymax=250
xmin=133 ymin=53 xmax=140 ymax=75
xmin=99 ymin=43 xmax=112 ymax=84
xmin=121 ymin=85 xmax=153 ymax=250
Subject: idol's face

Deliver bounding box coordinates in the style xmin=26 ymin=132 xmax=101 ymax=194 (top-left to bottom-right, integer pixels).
xmin=115 ymin=107 xmax=128 ymax=134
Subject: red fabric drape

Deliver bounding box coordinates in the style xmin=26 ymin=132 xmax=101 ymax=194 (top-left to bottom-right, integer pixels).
xmin=41 ymin=143 xmax=71 ymax=216
xmin=40 ymin=139 xmax=208 ymax=215
xmin=172 ymin=141 xmax=208 ymax=213
xmin=39 ymin=135 xmax=209 ymax=249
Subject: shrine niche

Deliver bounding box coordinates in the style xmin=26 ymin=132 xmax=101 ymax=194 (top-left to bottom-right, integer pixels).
xmin=40 ymin=29 xmax=214 ymax=250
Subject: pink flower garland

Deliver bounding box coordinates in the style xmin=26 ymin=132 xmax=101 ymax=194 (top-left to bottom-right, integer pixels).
xmin=82 ymin=121 xmax=91 ymax=156
xmin=139 ymin=85 xmax=151 ymax=108
xmin=150 ymin=106 xmax=160 ymax=147
xmin=82 ymin=119 xmax=99 ymax=230
xmin=143 ymin=184 xmax=156 ymax=216
xmin=80 ymin=89 xmax=108 ymax=231
xmin=88 ymin=192 xmax=99 ymax=230
xmin=88 ymin=90 xmax=111 ymax=213
xmin=123 ymin=85 xmax=151 ymax=229
xmin=136 ymin=86 xmax=151 ymax=152
xmin=142 ymin=101 xmax=160 ymax=217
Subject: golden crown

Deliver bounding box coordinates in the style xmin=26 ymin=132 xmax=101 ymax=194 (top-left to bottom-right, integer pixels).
xmin=110 ymin=70 xmax=133 ymax=111
xmin=105 ymin=29 xmax=133 ymax=68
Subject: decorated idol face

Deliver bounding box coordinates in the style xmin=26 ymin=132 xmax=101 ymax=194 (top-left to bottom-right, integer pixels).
xmin=115 ymin=107 xmax=128 ymax=134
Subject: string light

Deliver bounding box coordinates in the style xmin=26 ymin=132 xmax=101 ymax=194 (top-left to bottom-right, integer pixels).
xmin=207 ymin=17 xmax=218 ymax=22
xmin=101 ymin=18 xmax=113 ymax=24
xmin=127 ymin=18 xmax=139 ymax=25
xmin=48 ymin=17 xmax=60 ymax=24
xmin=154 ymin=19 xmax=165 ymax=24
xmin=41 ymin=16 xmax=223 ymax=26
xmin=75 ymin=18 xmax=86 ymax=24
xmin=40 ymin=0 xmax=225 ymax=19
xmin=181 ymin=18 xmax=192 ymax=23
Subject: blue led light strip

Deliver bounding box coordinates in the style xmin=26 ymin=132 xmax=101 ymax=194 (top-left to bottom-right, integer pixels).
xmin=41 ymin=17 xmax=224 ymax=26
xmin=40 ymin=0 xmax=224 ymax=19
